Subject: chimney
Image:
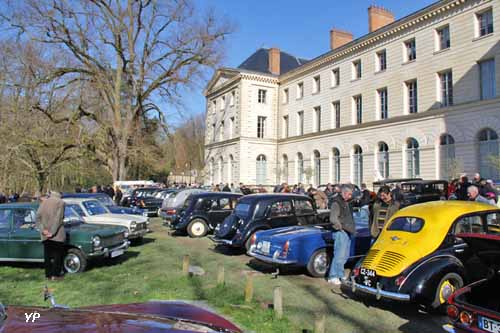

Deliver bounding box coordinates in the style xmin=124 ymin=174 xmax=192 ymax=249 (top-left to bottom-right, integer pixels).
xmin=368 ymin=5 xmax=395 ymax=33
xmin=268 ymin=47 xmax=280 ymax=75
xmin=330 ymin=29 xmax=353 ymax=50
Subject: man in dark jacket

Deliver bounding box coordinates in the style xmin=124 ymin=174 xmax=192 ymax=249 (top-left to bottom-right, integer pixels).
xmin=327 ymin=185 xmax=355 ymax=286
xmin=36 ymin=191 xmax=66 ymax=280
xmin=370 ymin=186 xmax=400 ymax=239
xmin=456 ymin=175 xmax=471 ymax=200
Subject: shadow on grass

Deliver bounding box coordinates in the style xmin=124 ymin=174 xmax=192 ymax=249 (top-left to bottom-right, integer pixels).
xmin=211 ymin=245 xmax=246 ymax=256
xmin=246 ymin=259 xmax=307 ymax=277
xmin=130 ymin=237 xmax=155 ymax=246
xmin=86 ymin=251 xmax=140 ymax=271
xmin=168 ymin=230 xmax=188 ymax=237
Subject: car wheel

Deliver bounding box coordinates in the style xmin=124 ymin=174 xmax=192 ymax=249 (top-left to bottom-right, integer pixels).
xmin=307 ymin=249 xmax=329 ymax=278
xmin=431 ymin=272 xmax=463 ymax=310
xmin=63 ymin=248 xmax=87 ymax=274
xmin=187 ymin=219 xmax=208 ymax=238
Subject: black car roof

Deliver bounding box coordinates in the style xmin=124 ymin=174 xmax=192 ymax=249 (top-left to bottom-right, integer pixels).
xmin=62 ymin=193 xmax=110 ymax=198
xmin=189 ymin=192 xmax=242 ymax=200
xmin=373 ymin=178 xmax=423 ymax=185
xmin=401 ymin=180 xmax=448 ymax=185
xmin=239 ymin=193 xmax=310 ymax=203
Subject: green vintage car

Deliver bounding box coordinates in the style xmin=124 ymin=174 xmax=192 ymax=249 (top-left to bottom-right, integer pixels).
xmin=0 ymin=203 xmax=130 ymax=273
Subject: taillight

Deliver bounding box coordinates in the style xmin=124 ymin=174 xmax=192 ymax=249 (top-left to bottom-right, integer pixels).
xmin=447 ymin=305 xmax=459 ymax=320
xmin=281 ymin=241 xmax=290 ymax=257
xmin=140 ymin=200 xmax=145 ymax=207
xmin=459 ymin=311 xmax=473 ymax=325
xmin=250 ymin=233 xmax=257 ymax=246
xmin=395 ymin=275 xmax=406 ymax=286
xmin=167 ymin=209 xmax=176 ymax=215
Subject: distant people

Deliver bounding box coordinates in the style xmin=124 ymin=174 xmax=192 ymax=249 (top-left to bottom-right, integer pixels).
xmin=114 ymin=187 xmax=123 ymax=205
xmin=239 ymin=183 xmax=252 ymax=195
xmin=448 ymin=179 xmax=459 ymax=199
xmin=370 ymin=186 xmax=401 ymax=239
xmin=472 ymin=173 xmax=483 ymax=187
xmin=281 ymin=183 xmax=291 ymax=193
xmin=468 ymin=185 xmax=495 ymax=205
xmin=0 ymin=192 xmax=6 ymax=204
xmin=456 ymin=175 xmax=471 ymax=200
xmin=230 ymin=183 xmax=236 ymax=192
xmin=359 ymin=183 xmax=372 ymax=207
xmin=328 ymin=185 xmax=355 ymax=286
xmin=18 ymin=192 xmax=32 ymax=203
xmin=311 ymin=188 xmax=328 ymax=209
xmin=213 ymin=184 xmax=221 ymax=192
xmin=36 ymin=191 xmax=66 ymax=281
xmin=484 ymin=180 xmax=498 ymax=203
xmin=222 ymin=183 xmax=231 ymax=192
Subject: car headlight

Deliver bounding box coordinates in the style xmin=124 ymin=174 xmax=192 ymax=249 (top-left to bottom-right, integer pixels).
xmin=92 ymin=236 xmax=101 ymax=248
xmin=130 ymin=221 xmax=137 ymax=231
xmin=123 ymin=230 xmax=129 ymax=238
xmin=142 ymin=211 xmax=148 ymax=217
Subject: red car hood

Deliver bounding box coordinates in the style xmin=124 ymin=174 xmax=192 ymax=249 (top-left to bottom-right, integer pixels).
xmin=1 ymin=301 xmax=242 ymax=333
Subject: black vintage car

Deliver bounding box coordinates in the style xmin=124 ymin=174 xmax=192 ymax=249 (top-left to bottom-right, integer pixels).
xmin=399 ymin=180 xmax=448 ymax=206
xmin=132 ymin=189 xmax=175 ymax=216
xmin=121 ymin=187 xmax=160 ymax=207
xmin=169 ymin=192 xmax=242 ymax=237
xmin=211 ymin=194 xmax=324 ymax=251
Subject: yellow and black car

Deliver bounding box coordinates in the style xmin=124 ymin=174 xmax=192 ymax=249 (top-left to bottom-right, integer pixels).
xmin=345 ymin=201 xmax=500 ymax=310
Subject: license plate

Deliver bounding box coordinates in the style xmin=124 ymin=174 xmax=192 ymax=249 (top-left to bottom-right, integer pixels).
xmin=262 ymin=241 xmax=270 ymax=254
xmin=479 ymin=316 xmax=500 ymax=333
xmin=111 ymin=249 xmax=124 ymax=258
xmin=360 ymin=268 xmax=377 ymax=288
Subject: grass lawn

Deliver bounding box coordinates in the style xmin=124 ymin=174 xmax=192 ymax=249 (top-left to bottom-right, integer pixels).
xmin=0 ymin=218 xmax=447 ymax=332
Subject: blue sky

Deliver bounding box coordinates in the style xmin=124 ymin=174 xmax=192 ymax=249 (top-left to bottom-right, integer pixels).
xmin=181 ymin=0 xmax=436 ymax=120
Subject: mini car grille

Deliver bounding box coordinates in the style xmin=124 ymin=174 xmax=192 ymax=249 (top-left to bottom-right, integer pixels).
xmin=102 ymin=234 xmax=124 ymax=247
xmin=135 ymin=222 xmax=146 ymax=231
xmin=375 ymin=251 xmax=406 ymax=273
xmin=362 ymin=249 xmax=379 ymax=268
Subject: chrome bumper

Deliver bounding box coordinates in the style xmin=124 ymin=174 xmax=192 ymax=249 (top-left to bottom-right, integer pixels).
xmin=88 ymin=240 xmax=130 ymax=258
xmin=342 ymin=276 xmax=411 ymax=302
xmin=442 ymin=324 xmax=458 ymax=333
xmin=129 ymin=228 xmax=148 ymax=239
xmin=248 ymin=248 xmax=297 ymax=265
xmin=209 ymin=236 xmax=233 ymax=245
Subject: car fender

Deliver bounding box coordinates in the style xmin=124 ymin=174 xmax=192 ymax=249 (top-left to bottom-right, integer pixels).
xmin=242 ymin=224 xmax=270 ymax=244
xmin=399 ymin=254 xmax=466 ymax=305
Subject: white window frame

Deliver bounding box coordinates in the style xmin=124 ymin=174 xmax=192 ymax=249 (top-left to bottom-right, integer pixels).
xmin=331 ymin=68 xmax=340 ymax=87
xmin=352 ymin=95 xmax=362 ymax=125
xmin=297 ymin=111 xmax=304 ymax=136
xmin=435 ymin=25 xmax=450 ymax=51
xmin=257 ymin=116 xmax=266 ymax=138
xmin=331 ymin=101 xmax=340 ymax=129
xmin=476 ymin=8 xmax=494 ymax=38
xmin=283 ymin=88 xmax=289 ymax=104
xmin=405 ymin=80 xmax=418 ymax=114
xmin=352 ymin=60 xmax=362 ymax=80
xmin=438 ymin=70 xmax=453 ymax=107
xmin=376 ymin=49 xmax=387 ymax=72
xmin=377 ymin=88 xmax=388 ymax=120
xmin=479 ymin=59 xmax=496 ymax=100
xmin=313 ymin=75 xmax=321 ymax=94
xmin=313 ymin=106 xmax=321 ymax=132
xmin=258 ymin=89 xmax=267 ymax=104
xmin=297 ymin=82 xmax=304 ymax=99
xmin=282 ymin=115 xmax=289 ymax=138
xmin=221 ymin=96 xmax=226 ymax=110
xmin=229 ymin=117 xmax=234 ymax=139
xmin=404 ymin=38 xmax=416 ymax=62
xmin=230 ymin=91 xmax=235 ymax=106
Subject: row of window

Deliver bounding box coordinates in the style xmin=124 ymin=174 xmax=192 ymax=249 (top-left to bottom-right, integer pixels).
xmin=281 ymin=59 xmax=495 ymax=138
xmin=281 ymin=8 xmax=493 ymax=104
xmin=212 ymin=90 xmax=236 ymax=112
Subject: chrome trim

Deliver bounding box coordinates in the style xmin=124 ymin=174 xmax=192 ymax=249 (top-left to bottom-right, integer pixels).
xmin=88 ymin=240 xmax=129 ymax=257
xmin=128 ymin=229 xmax=148 ymax=239
xmin=442 ymin=324 xmax=457 ymax=333
xmin=0 ymin=258 xmax=44 ymax=262
xmin=209 ymin=237 xmax=233 ymax=245
xmin=344 ymin=276 xmax=411 ymax=302
xmin=248 ymin=249 xmax=297 ymax=265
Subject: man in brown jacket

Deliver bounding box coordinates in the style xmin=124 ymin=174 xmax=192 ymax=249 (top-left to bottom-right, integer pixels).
xmin=370 ymin=186 xmax=401 ymax=239
xmin=36 ymin=191 xmax=66 ymax=280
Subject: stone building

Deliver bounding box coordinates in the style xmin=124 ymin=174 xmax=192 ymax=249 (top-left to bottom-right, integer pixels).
xmin=204 ymin=0 xmax=499 ymax=187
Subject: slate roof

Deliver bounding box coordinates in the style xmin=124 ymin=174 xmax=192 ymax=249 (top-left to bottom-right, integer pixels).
xmin=237 ymin=48 xmax=309 ymax=76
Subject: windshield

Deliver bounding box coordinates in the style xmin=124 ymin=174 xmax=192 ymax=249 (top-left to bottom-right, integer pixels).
xmin=67 ymin=204 xmax=85 ymax=217
xmin=234 ymin=203 xmax=252 ymax=218
xmin=82 ymin=200 xmax=109 ymax=216
xmin=64 ymin=207 xmax=83 ymax=223
xmin=96 ymin=194 xmax=114 ymax=206
xmin=387 ymin=217 xmax=425 ymax=233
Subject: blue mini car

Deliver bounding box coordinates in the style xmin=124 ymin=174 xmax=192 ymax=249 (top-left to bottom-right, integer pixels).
xmin=248 ymin=207 xmax=372 ymax=277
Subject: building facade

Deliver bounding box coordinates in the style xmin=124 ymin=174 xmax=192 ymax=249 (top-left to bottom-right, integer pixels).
xmin=204 ymin=0 xmax=500 ymax=187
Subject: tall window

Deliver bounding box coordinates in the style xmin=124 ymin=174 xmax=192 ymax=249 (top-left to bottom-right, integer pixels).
xmin=230 ymin=91 xmax=235 ymax=106
xmin=313 ymin=150 xmax=321 ymax=186
xmin=332 ymin=148 xmax=340 ymax=183
xmin=297 ymin=82 xmax=304 ymax=99
xmin=297 ymin=153 xmax=304 ymax=183
xmin=353 ymin=95 xmax=362 ymax=124
xmin=313 ymin=75 xmax=321 ymax=93
xmin=212 ymin=123 xmax=216 ymax=142
xmin=209 ymin=158 xmax=215 ymax=184
xmin=221 ymin=96 xmax=226 ymax=110
xmin=440 ymin=134 xmax=456 ymax=180
xmin=436 ymin=25 xmax=450 ymax=51
xmin=282 ymin=155 xmax=289 ymax=183
xmin=405 ymin=39 xmax=416 ymax=62
xmin=228 ymin=155 xmax=234 ymax=183
xmin=220 ymin=121 xmax=225 ymax=141
xmin=378 ymin=142 xmax=389 ymax=179
xmin=439 ymin=70 xmax=453 ymax=107
xmin=229 ymin=117 xmax=235 ymax=139
xmin=477 ymin=9 xmax=494 ymax=37
xmin=257 ymin=116 xmax=266 ymax=138
xmin=283 ymin=115 xmax=289 ymax=138
xmin=258 ymin=89 xmax=267 ymax=104
xmin=480 ymin=59 xmax=496 ymax=100
xmin=353 ymin=145 xmax=363 ymax=186
xmin=331 ymin=68 xmax=340 ymax=87
xmin=297 ymin=111 xmax=304 ymax=136
xmin=406 ymin=80 xmax=418 ymax=114
xmin=353 ymin=60 xmax=362 ymax=79
xmin=212 ymin=100 xmax=217 ymax=113
xmin=377 ymin=50 xmax=387 ymax=72
xmin=406 ymin=138 xmax=420 ymax=178
xmin=314 ymin=106 xmax=321 ymax=132
xmin=219 ymin=157 xmax=224 ymax=183
xmin=283 ymin=88 xmax=289 ymax=104
xmin=332 ymin=101 xmax=340 ymax=129
xmin=256 ymin=155 xmax=267 ymax=184
xmin=378 ymin=88 xmax=388 ymax=120
xmin=478 ymin=128 xmax=499 ymax=181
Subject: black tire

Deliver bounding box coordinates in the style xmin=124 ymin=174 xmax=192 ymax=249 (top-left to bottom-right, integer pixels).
xmin=431 ymin=272 xmax=463 ymax=310
xmin=187 ymin=219 xmax=208 ymax=238
xmin=63 ymin=248 xmax=87 ymax=274
xmin=306 ymin=249 xmax=329 ymax=278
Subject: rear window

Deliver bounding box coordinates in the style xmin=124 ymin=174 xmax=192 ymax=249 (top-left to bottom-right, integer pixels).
xmin=387 ymin=217 xmax=425 ymax=233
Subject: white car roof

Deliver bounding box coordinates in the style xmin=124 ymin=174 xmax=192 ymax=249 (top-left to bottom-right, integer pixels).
xmin=63 ymin=198 xmax=99 ymax=204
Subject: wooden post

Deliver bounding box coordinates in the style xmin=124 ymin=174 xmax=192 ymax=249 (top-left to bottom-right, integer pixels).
xmin=273 ymin=286 xmax=283 ymax=319
xmin=217 ymin=264 xmax=225 ymax=286
xmin=314 ymin=315 xmax=326 ymax=333
xmin=182 ymin=255 xmax=190 ymax=276
xmin=244 ymin=274 xmax=253 ymax=303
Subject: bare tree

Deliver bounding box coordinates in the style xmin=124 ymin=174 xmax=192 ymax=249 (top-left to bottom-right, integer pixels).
xmin=3 ymin=0 xmax=231 ymax=181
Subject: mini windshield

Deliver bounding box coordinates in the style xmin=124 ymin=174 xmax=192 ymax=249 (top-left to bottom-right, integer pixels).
xmin=82 ymin=200 xmax=109 ymax=216
xmin=387 ymin=217 xmax=425 ymax=233
xmin=64 ymin=207 xmax=83 ymax=223
xmin=96 ymin=194 xmax=115 ymax=206
xmin=234 ymin=203 xmax=252 ymax=218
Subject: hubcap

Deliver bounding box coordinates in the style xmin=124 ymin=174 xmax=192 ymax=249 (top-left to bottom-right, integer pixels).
xmin=439 ymin=280 xmax=455 ymax=304
xmin=64 ymin=253 xmax=81 ymax=274
xmin=313 ymin=252 xmax=327 ymax=275
xmin=191 ymin=222 xmax=205 ymax=236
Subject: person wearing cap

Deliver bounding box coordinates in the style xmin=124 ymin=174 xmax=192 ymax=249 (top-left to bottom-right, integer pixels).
xmin=36 ymin=191 xmax=66 ymax=280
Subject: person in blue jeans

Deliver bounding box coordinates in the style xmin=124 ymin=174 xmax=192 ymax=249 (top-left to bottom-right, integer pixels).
xmin=327 ymin=185 xmax=355 ymax=286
